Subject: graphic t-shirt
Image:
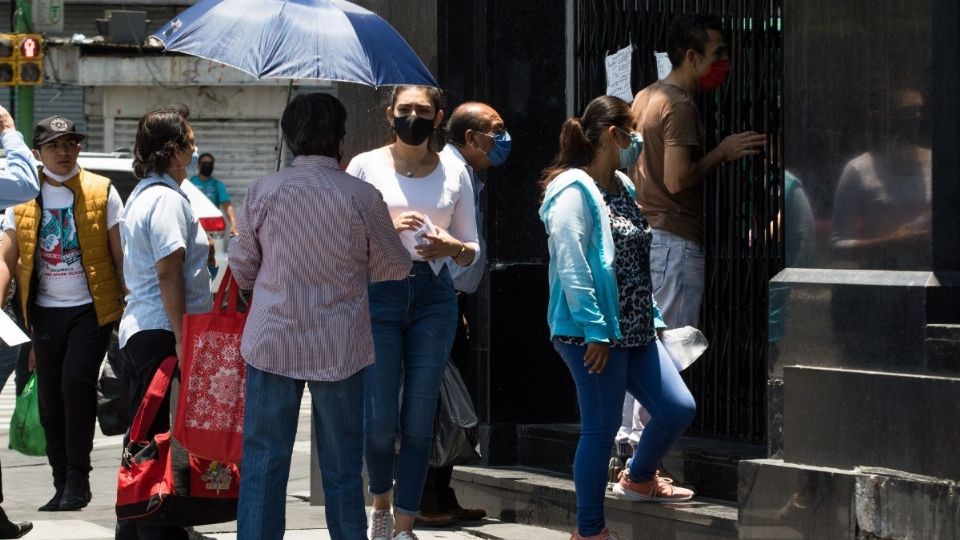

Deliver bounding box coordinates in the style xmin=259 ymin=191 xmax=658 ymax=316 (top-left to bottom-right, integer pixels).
xmin=190 ymin=176 xmax=231 ymax=207
xmin=3 ymin=181 xmax=123 ymax=307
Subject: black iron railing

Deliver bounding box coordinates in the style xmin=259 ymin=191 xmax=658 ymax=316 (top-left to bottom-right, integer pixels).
xmin=573 ymin=0 xmax=784 ymax=443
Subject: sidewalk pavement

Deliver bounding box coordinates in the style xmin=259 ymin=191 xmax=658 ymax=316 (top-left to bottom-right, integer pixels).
xmin=0 ymin=382 xmax=569 ymax=540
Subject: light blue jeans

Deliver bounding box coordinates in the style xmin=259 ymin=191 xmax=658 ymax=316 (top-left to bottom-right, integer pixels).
xmin=238 ymin=364 xmax=367 ymax=540
xmin=365 ymin=262 xmax=458 ymax=516
xmin=650 ymin=229 xmax=705 ymax=329
xmin=556 ymin=341 xmax=696 ymax=536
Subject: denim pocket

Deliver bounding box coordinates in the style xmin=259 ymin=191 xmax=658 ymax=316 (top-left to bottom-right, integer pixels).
xmin=649 ymin=242 xmax=669 ymax=292
xmin=684 ymin=242 xmax=706 ymax=259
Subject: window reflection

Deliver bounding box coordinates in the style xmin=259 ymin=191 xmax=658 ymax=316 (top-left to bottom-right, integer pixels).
xmin=829 ymin=89 xmax=932 ymax=270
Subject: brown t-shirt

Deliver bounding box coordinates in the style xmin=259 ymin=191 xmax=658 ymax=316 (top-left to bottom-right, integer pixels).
xmin=629 ymin=81 xmax=705 ymax=244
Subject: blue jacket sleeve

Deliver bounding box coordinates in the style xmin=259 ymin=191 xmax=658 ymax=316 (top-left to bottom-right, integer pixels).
xmin=652 ymin=297 xmax=667 ymax=329
xmin=546 ymin=186 xmax=610 ymax=343
xmin=0 ymin=131 xmax=39 ymax=207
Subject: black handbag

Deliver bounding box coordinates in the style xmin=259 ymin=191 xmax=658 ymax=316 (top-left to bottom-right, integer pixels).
xmin=97 ymin=331 xmax=130 ymax=436
xmin=430 ymin=363 xmax=481 ymax=468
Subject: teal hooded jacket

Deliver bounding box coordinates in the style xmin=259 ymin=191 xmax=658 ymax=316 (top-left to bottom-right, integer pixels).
xmin=539 ymin=168 xmax=665 ymax=343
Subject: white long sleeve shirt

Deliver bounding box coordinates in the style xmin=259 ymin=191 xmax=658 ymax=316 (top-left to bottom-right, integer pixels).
xmin=347 ymin=148 xmax=480 ymax=266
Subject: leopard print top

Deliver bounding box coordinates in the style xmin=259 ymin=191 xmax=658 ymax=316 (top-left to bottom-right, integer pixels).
xmin=557 ymin=183 xmax=657 ymax=348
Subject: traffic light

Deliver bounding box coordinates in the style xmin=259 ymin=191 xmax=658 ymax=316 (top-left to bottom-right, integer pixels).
xmin=0 ymin=34 xmax=15 ymax=87
xmin=15 ymin=34 xmax=43 ymax=86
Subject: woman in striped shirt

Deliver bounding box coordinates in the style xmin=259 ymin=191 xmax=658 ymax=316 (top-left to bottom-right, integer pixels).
xmin=346 ymin=85 xmax=480 ymax=540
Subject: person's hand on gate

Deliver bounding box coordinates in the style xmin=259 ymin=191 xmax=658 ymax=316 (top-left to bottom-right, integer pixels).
xmin=718 ymin=131 xmax=767 ymax=162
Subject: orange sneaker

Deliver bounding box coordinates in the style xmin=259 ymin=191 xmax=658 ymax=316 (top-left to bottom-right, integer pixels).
xmin=611 ymin=470 xmax=694 ymax=502
xmin=570 ymin=527 xmax=621 ymax=539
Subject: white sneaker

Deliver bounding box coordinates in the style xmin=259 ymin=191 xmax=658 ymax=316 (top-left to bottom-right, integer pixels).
xmin=368 ymin=508 xmax=394 ymax=540
xmin=393 ymin=532 xmax=419 ymax=540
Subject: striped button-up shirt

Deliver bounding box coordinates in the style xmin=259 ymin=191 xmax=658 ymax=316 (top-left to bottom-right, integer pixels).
xmin=229 ymin=155 xmax=411 ymax=381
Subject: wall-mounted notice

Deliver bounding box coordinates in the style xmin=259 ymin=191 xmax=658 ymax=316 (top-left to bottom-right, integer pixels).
xmin=605 ymin=44 xmax=634 ymax=102
xmin=655 ymin=51 xmax=672 ymax=80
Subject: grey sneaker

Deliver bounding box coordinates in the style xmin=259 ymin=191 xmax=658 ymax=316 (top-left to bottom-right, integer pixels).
xmin=368 ymin=508 xmax=394 ymax=540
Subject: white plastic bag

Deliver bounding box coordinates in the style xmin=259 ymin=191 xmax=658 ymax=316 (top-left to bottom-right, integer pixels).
xmin=398 ymin=214 xmax=445 ymax=275
xmin=658 ymin=326 xmax=708 ymax=371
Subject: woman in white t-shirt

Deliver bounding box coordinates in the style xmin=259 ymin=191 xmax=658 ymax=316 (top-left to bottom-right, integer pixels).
xmin=346 ymin=85 xmax=479 ymax=540
xmin=0 ymin=116 xmax=126 ymax=513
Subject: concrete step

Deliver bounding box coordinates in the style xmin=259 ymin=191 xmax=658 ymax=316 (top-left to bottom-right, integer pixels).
xmin=926 ymin=323 xmax=960 ymax=374
xmin=514 ymin=425 xmax=764 ymax=501
xmin=451 ymin=466 xmax=738 ymax=539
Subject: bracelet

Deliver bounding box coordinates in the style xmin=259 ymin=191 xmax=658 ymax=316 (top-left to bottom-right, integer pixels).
xmin=454 ymin=244 xmax=466 ymax=259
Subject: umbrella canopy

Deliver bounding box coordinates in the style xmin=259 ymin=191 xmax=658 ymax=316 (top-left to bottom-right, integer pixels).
xmin=152 ymin=0 xmax=438 ymax=87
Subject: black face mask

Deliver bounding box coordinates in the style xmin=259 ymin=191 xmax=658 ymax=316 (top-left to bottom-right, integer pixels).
xmin=199 ymin=163 xmax=214 ymax=176
xmin=392 ymin=114 xmax=435 ymax=146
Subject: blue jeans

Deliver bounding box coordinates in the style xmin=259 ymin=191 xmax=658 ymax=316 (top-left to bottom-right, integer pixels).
xmin=365 ymin=262 xmax=458 ymax=516
xmin=650 ymin=229 xmax=705 ymax=329
xmin=555 ymin=341 xmax=696 ymax=536
xmin=238 ymin=364 xmax=367 ymax=540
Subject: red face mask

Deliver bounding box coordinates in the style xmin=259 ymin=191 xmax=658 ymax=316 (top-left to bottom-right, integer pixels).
xmin=698 ymin=59 xmax=730 ymax=92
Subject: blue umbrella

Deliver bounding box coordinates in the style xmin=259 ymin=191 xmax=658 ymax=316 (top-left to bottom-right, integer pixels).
xmin=152 ymin=0 xmax=437 ymax=87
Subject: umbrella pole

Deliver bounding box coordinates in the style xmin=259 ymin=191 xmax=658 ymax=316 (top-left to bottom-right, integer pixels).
xmin=276 ymin=80 xmax=294 ymax=171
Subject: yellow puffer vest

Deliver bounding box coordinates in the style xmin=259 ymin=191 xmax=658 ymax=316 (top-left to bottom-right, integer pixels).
xmin=14 ymin=169 xmax=124 ymax=329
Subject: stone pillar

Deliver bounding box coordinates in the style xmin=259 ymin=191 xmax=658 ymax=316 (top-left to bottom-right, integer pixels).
xmin=740 ymin=1 xmax=960 ymax=538
xmin=437 ymin=0 xmax=577 ymax=465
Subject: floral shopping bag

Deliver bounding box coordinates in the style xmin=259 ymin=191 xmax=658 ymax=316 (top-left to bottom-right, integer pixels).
xmin=174 ymin=267 xmax=247 ymax=464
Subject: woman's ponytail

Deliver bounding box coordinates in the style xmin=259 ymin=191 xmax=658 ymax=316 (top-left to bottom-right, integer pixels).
xmin=540 ymin=96 xmax=632 ymax=191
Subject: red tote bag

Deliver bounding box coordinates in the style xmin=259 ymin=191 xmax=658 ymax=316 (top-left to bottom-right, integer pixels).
xmin=175 ymin=267 xmax=248 ymax=464
xmin=116 ymin=356 xmax=239 ymax=527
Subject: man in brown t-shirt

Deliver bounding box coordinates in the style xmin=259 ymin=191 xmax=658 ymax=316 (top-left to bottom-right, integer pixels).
xmin=616 ymin=16 xmax=765 ymax=458
xmin=630 ymin=14 xmax=765 ymax=330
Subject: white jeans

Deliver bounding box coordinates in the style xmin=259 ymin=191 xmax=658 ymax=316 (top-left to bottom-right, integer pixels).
xmin=618 ymin=229 xmax=705 ymax=449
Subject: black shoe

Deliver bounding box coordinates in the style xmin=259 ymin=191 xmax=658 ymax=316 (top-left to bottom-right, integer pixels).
xmin=58 ymin=475 xmax=92 ymax=511
xmin=37 ymin=489 xmax=64 ymax=512
xmin=0 ymin=507 xmax=32 ymax=538
xmin=0 ymin=520 xmax=31 ymax=539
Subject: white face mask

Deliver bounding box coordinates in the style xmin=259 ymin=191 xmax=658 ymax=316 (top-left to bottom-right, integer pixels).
xmin=43 ymin=164 xmax=80 ymax=183
xmin=186 ymin=146 xmax=200 ymax=177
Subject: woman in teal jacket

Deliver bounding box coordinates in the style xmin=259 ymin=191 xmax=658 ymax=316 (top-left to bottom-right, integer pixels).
xmin=539 ymin=96 xmax=696 ymax=540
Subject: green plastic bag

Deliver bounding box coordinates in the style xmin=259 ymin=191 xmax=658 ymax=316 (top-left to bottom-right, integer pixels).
xmin=9 ymin=372 xmax=46 ymax=456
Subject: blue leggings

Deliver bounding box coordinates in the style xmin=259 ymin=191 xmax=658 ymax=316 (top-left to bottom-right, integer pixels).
xmin=554 ymin=340 xmax=696 ymax=536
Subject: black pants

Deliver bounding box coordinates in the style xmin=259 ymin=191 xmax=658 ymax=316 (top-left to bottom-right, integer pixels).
xmin=115 ymin=329 xmax=188 ymax=540
xmin=32 ymin=303 xmax=113 ymax=486
xmin=14 ymin=343 xmax=30 ymax=397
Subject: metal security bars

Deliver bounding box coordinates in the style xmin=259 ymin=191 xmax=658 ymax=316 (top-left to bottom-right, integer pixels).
xmin=573 ymin=0 xmax=784 ymax=443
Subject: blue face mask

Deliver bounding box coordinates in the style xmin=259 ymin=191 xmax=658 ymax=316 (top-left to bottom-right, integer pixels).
xmin=481 ymin=130 xmax=512 ymax=167
xmin=616 ymin=128 xmax=643 ymax=169
xmin=187 ymin=146 xmax=200 ymax=177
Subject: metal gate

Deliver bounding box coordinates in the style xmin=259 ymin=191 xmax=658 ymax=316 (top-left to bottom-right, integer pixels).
xmin=573 ymin=0 xmax=784 ymax=443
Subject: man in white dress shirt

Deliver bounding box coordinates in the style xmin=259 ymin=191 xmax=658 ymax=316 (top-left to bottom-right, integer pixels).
xmin=418 ymin=102 xmax=511 ymax=527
